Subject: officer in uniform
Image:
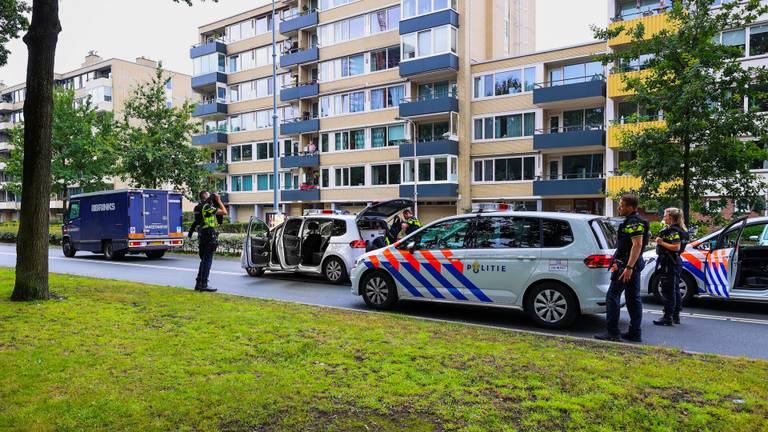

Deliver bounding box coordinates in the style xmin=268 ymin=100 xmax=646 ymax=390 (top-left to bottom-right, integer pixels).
xmin=653 ymin=207 xmax=689 ymax=326
xmin=390 ymin=209 xmax=422 ymax=240
xmin=188 ymin=191 xmax=228 ymax=292
xmin=595 ymin=194 xmax=649 ymax=343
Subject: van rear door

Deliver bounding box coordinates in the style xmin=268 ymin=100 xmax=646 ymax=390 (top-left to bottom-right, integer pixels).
xmin=143 ymin=191 xmax=169 ymax=237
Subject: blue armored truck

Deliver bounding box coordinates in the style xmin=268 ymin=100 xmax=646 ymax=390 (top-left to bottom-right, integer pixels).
xmin=62 ymin=189 xmax=184 ymax=260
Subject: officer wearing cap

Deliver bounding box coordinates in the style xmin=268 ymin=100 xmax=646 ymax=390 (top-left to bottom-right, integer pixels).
xmin=653 ymin=207 xmax=689 ymax=326
xmin=595 ymin=194 xmax=649 ymax=343
xmin=189 ymin=191 xmax=228 ymax=292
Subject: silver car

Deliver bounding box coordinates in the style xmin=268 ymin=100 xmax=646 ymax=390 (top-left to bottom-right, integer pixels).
xmin=350 ymin=211 xmax=618 ymax=329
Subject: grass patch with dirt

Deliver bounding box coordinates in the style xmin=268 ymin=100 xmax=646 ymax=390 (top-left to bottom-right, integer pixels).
xmin=0 ymin=269 xmax=766 ymax=431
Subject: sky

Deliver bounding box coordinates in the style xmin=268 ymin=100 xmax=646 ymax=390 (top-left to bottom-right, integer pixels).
xmin=0 ymin=0 xmax=606 ymax=86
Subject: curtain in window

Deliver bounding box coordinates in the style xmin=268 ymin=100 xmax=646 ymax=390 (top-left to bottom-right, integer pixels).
xmin=388 ymin=85 xmax=404 ymax=107
xmin=371 ymin=127 xmax=386 ymax=147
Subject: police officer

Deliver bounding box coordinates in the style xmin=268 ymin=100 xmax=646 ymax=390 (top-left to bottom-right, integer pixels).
xmin=401 ymin=209 xmax=422 ymax=237
xmin=653 ymin=207 xmax=689 ymax=326
xmin=595 ymin=194 xmax=649 ymax=343
xmin=189 ymin=191 xmax=228 ymax=292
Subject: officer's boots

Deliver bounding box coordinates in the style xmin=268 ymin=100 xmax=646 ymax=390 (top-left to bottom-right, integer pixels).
xmin=672 ymin=313 xmax=681 ymax=324
xmin=653 ymin=315 xmax=674 ymax=326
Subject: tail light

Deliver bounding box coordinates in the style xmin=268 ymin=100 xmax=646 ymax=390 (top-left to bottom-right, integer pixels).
xmin=350 ymin=240 xmax=367 ymax=249
xmin=62 ymin=226 xmax=68 ymax=234
xmin=584 ymin=255 xmax=613 ymax=269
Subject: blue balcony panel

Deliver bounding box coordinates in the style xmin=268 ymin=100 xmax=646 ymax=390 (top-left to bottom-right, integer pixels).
xmin=280 ymin=11 xmax=319 ymax=34
xmin=190 ymin=41 xmax=227 ymax=59
xmin=282 ymin=189 xmax=321 ymax=201
xmin=399 ymin=139 xmax=458 ymax=158
xmin=533 ymin=179 xmax=606 ymax=196
xmin=399 ymin=96 xmax=459 ymax=118
xmin=533 ymin=80 xmax=606 ymax=105
xmin=399 ymin=9 xmax=459 ymax=34
xmin=193 ymin=102 xmax=228 ymax=118
xmin=533 ymin=129 xmax=606 ymax=151
xmin=400 ymin=183 xmax=459 ymax=199
xmin=280 ymin=83 xmax=319 ymax=102
xmin=281 ymin=154 xmax=320 ymax=168
xmin=280 ymin=118 xmax=320 ymax=135
xmin=191 ymin=72 xmax=227 ymax=90
xmin=192 ymin=132 xmax=228 ymax=146
xmin=399 ymin=53 xmax=459 ymax=77
xmin=280 ymin=47 xmax=319 ymax=68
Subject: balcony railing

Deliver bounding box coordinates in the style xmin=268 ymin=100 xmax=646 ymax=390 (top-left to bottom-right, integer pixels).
xmin=535 ymin=74 xmax=606 ymax=89
xmin=608 ymin=116 xmax=666 ymax=148
xmin=280 ymin=115 xmax=320 ymax=135
xmin=533 ymin=74 xmax=606 ymax=106
xmin=280 ymin=9 xmax=319 ymax=34
xmin=610 ymin=5 xmax=672 ymax=22
xmin=280 ymin=80 xmax=320 ymax=102
xmin=399 ymin=93 xmax=459 ymax=117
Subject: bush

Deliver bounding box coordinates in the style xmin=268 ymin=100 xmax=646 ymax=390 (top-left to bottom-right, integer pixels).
xmin=0 ymin=230 xmax=62 ymax=246
xmin=181 ymin=233 xmax=245 ymax=256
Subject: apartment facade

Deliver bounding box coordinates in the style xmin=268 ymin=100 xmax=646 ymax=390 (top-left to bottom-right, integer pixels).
xmin=0 ymin=52 xmax=194 ymax=222
xmin=190 ymin=0 xmax=536 ymax=225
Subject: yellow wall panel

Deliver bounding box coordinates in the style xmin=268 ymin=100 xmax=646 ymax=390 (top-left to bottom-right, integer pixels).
xmin=608 ymin=13 xmax=675 ymax=47
xmin=607 ymin=120 xmax=666 ymax=149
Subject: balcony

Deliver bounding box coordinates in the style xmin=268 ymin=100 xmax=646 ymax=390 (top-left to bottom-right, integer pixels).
xmin=608 ymin=9 xmax=674 ymax=47
xmin=399 ymin=139 xmax=458 ymax=158
xmin=533 ymin=75 xmax=606 ymax=109
xmin=399 ymin=9 xmax=459 ymax=34
xmin=281 ymin=152 xmax=320 ymax=169
xmin=533 ymin=178 xmax=605 ymax=197
xmin=606 ymin=175 xmax=642 ymax=195
xmin=190 ymin=40 xmax=227 ymax=59
xmin=280 ymin=10 xmax=318 ymax=34
xmin=280 ymin=81 xmax=319 ymax=102
xmin=607 ymin=69 xmax=651 ymax=98
xmin=203 ymin=162 xmax=227 ymax=173
xmin=193 ymin=101 xmax=228 ymax=118
xmin=192 ymin=131 xmax=228 ymax=146
xmin=279 ymin=47 xmax=319 ymax=68
xmin=191 ymin=72 xmax=227 ymax=90
xmin=607 ymin=118 xmax=665 ymax=149
xmin=280 ymin=117 xmax=320 ymax=135
xmin=0 ymin=102 xmax=13 ymax=112
xmin=399 ymin=94 xmax=459 ymax=118
xmin=533 ymin=127 xmax=606 ymax=151
xmin=400 ymin=183 xmax=459 ymax=199
xmin=399 ymin=53 xmax=459 ymax=78
xmin=282 ymin=188 xmax=320 ymax=202
xmin=0 ymin=121 xmax=13 ymax=130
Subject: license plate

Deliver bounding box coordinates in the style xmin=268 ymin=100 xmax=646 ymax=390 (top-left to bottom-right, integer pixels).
xmin=150 ymin=241 xmax=164 ymax=245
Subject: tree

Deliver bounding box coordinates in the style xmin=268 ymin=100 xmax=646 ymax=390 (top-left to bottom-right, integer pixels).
xmin=5 ymin=87 xmax=120 ymax=207
xmin=6 ymin=0 xmax=214 ymax=301
xmin=117 ymin=67 xmax=209 ymax=196
xmin=594 ymin=0 xmax=768 ymax=226
xmin=0 ymin=0 xmax=28 ymax=66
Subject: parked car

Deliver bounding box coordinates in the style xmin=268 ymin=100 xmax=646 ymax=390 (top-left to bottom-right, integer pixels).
xmin=350 ymin=210 xmax=619 ymax=329
xmin=241 ymin=200 xmax=413 ymax=283
xmin=641 ymin=216 xmax=768 ymax=304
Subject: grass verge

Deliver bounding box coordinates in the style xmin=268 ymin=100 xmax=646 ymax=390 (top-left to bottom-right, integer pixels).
xmin=0 ymin=268 xmax=766 ymax=431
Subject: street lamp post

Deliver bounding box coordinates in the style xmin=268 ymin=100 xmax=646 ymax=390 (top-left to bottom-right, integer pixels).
xmin=271 ymin=0 xmax=281 ymax=224
xmin=396 ymin=116 xmax=417 ymax=218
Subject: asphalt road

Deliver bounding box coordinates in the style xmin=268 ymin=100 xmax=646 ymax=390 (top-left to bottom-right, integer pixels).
xmin=2 ymin=244 xmax=767 ymax=360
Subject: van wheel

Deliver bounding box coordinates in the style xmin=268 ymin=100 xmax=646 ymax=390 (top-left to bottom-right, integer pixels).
xmin=62 ymin=239 xmax=76 ymax=258
xmin=651 ymin=272 xmax=695 ymax=306
xmin=361 ymin=270 xmax=398 ymax=310
xmin=323 ymin=256 xmax=348 ymax=284
xmin=145 ymin=250 xmax=166 ymax=260
xmin=103 ymin=242 xmax=124 ymax=261
xmin=525 ymin=283 xmax=579 ymax=329
xmin=246 ymin=267 xmax=265 ymax=277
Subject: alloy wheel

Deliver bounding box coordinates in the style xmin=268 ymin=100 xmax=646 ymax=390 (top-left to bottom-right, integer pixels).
xmin=534 ymin=289 xmax=568 ymax=323
xmin=365 ymin=276 xmax=389 ymax=305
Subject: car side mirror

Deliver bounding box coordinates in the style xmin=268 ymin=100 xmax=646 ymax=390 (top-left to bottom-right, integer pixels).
xmin=406 ymin=241 xmax=416 ymax=252
xmin=749 ymin=235 xmax=759 ymax=242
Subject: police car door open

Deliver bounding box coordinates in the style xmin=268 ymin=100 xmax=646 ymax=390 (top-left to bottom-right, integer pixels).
xmin=704 ymin=217 xmax=748 ymax=298
xmin=245 ymin=216 xmax=271 ymax=268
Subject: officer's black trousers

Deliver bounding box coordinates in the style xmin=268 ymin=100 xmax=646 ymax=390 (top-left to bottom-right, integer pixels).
xmin=605 ymin=261 xmax=644 ymax=336
xmin=659 ymin=265 xmax=682 ymax=317
xmin=196 ymin=229 xmax=218 ymax=287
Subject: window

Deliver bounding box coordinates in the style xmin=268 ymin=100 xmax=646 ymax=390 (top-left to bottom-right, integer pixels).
xmin=230 ymin=144 xmax=253 ymax=162
xmin=371 ymin=85 xmax=404 ymax=109
xmin=401 ymin=25 xmax=458 ymax=61
xmin=350 ymin=129 xmax=365 ymax=150
xmin=256 ymin=174 xmax=275 ymax=191
xmin=549 ymin=61 xmax=603 ymax=86
xmin=231 ymin=175 xmax=253 ymax=192
xmin=319 ymin=6 xmax=399 ymax=46
xmin=403 ymin=156 xmax=458 ymax=183
xmin=321 ymin=169 xmax=330 ymax=188
xmin=750 ymin=24 xmax=768 ymax=56
xmin=334 ymin=166 xmax=366 ymax=187
xmin=722 ymin=28 xmax=746 ymax=54
xmin=370 ymin=6 xmax=400 ymax=33
xmin=408 ymin=218 xmax=472 ymax=250
xmin=562 ymin=107 xmax=604 ymax=131
xmin=255 ymin=142 xmax=274 ymax=160
xmin=470 ymin=217 xmax=541 ymax=249
xmin=474 ymin=112 xmax=535 ymax=140
xmin=417 ymin=121 xmax=449 ymax=142
xmin=68 ymin=201 xmax=80 ymax=219
xmin=193 ymin=53 xmax=225 ymax=76
xmin=371 ymin=163 xmax=401 ymax=185
xmin=370 ymin=46 xmax=401 ymax=72
xmin=402 ymin=33 xmax=416 ymax=60
xmin=561 ymin=154 xmax=604 ymax=179
xmin=473 ymin=156 xmax=536 ymax=182
xmin=403 ymin=0 xmax=456 ymax=18
xmin=542 ymin=219 xmax=574 ymax=247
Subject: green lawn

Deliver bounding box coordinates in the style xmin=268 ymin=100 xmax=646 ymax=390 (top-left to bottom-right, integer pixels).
xmin=0 ymin=269 xmax=766 ymax=431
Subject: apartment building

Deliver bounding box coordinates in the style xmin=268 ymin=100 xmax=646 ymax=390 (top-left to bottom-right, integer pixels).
xmin=605 ymin=0 xmax=768 ymax=216
xmin=0 ymin=52 xmax=194 ymax=222
xmin=190 ymin=0 xmax=536 ymax=225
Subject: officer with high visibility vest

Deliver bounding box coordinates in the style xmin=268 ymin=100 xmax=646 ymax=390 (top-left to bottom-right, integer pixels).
xmin=653 ymin=207 xmax=689 ymax=326
xmin=391 ymin=208 xmax=422 ymax=240
xmin=189 ymin=191 xmax=228 ymax=292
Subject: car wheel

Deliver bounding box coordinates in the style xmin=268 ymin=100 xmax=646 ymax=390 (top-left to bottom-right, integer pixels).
xmin=103 ymin=241 xmax=123 ymax=260
xmin=323 ymin=256 xmax=348 ymax=284
xmin=525 ymin=283 xmax=579 ymax=329
xmin=361 ymin=270 xmax=398 ymax=310
xmin=651 ymin=272 xmax=696 ymax=306
xmin=246 ymin=267 xmax=265 ymax=277
xmin=145 ymin=250 xmax=166 ymax=260
xmin=62 ymin=239 xmax=76 ymax=258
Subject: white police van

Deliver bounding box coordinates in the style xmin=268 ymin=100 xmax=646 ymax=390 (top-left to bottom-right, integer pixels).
xmin=350 ymin=208 xmax=619 ymax=328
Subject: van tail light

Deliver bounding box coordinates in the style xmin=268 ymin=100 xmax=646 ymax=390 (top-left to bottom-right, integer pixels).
xmin=584 ymin=255 xmax=614 ymax=269
xmin=350 ymin=240 xmax=367 ymax=249
xmin=62 ymin=226 xmax=68 ymax=234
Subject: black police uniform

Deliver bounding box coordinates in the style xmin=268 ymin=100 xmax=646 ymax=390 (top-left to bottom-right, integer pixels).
xmin=654 ymin=224 xmax=688 ymax=324
xmin=605 ymin=211 xmax=649 ymax=339
xmin=190 ymin=201 xmax=219 ymax=291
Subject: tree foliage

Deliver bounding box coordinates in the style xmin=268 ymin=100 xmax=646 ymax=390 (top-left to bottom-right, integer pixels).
xmin=5 ymin=87 xmax=119 ymax=202
xmin=117 ymin=67 xmax=208 ymax=196
xmin=0 ymin=0 xmax=29 ymax=66
xmin=593 ymin=0 xmax=768 ymax=224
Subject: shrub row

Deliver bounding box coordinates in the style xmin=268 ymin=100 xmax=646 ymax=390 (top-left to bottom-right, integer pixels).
xmin=181 ymin=233 xmax=245 ymax=256
xmin=0 ymin=231 xmax=63 ymax=246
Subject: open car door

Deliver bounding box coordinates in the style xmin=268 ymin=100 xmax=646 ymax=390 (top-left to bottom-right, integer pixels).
xmin=704 ymin=216 xmax=748 ymax=298
xmin=243 ymin=216 xmax=271 ymax=269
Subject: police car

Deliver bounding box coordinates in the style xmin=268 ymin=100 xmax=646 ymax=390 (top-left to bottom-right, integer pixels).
xmin=241 ymin=200 xmax=412 ymax=283
xmin=350 ymin=208 xmax=620 ymax=328
xmin=641 ymin=216 xmax=768 ymax=304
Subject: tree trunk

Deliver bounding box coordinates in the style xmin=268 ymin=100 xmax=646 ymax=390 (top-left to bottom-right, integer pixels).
xmin=11 ymin=0 xmax=61 ymax=302
xmin=682 ymin=140 xmax=691 ymax=228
